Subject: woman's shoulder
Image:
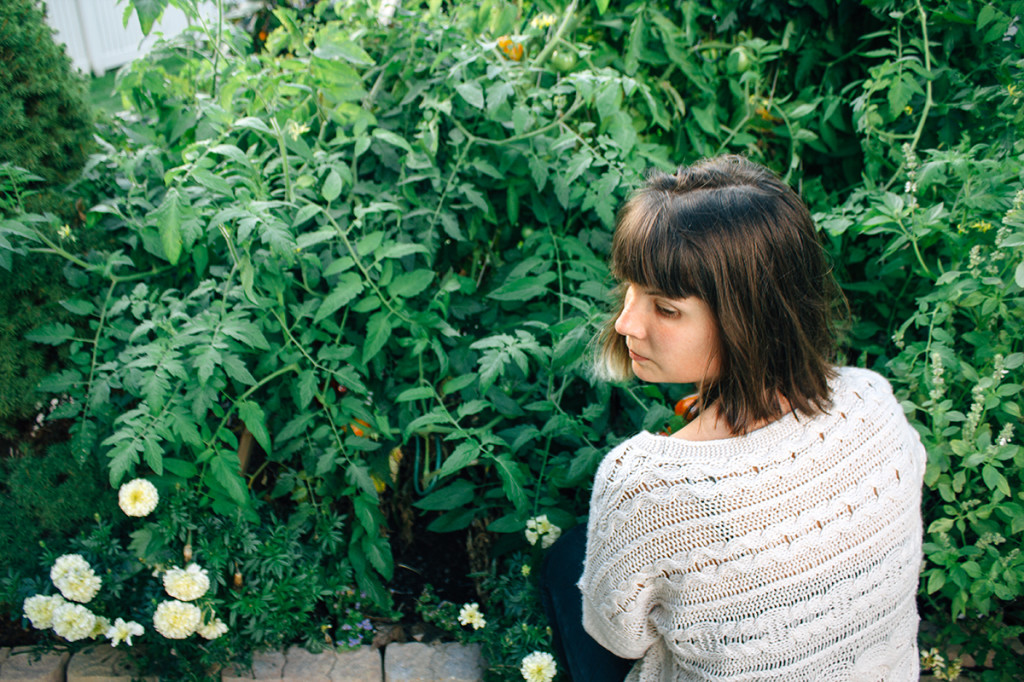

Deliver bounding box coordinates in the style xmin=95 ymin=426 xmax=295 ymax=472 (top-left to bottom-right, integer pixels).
xmin=828 ymin=366 xmax=902 ymax=412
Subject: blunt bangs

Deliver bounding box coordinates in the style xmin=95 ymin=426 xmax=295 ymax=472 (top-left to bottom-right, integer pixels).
xmin=610 ymin=191 xmax=703 ymax=300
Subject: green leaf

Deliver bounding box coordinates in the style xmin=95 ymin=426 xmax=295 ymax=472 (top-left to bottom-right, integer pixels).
xmin=381 ymin=242 xmax=428 ymax=259
xmin=210 ymin=452 xmax=248 ymax=504
xmin=24 ymin=322 xmax=75 ymax=345
xmin=371 ymin=129 xmax=413 ymax=154
xmin=362 ymin=533 xmax=393 ymax=579
xmin=162 ymin=458 xmax=198 ymax=478
xmin=222 ymin=353 xmax=257 ymax=385
xmin=238 ymin=401 xmax=272 ymax=454
xmin=396 ymin=386 xmax=435 ymax=402
xmin=322 ymin=169 xmax=343 ymax=202
xmin=315 ymin=272 xmax=364 ymax=323
xmin=125 ymin=0 xmax=170 ymax=34
xmin=438 ymin=441 xmax=481 ymax=477
xmin=426 ymin=508 xmax=475 ymax=532
xmin=455 ymin=81 xmax=485 ymax=110
xmin=1015 ymin=262 xmax=1024 ymax=288
xmin=59 ymin=299 xmax=95 ymax=316
xmin=927 ymin=570 xmax=946 ymax=594
xmin=315 ymin=33 xmax=375 ymax=65
xmin=488 ymin=514 xmax=525 ymax=533
xmin=413 ymin=479 xmax=475 ymax=510
xmin=154 ymin=189 xmax=184 ymax=265
xmin=387 ymin=269 xmax=433 ymax=298
xmin=221 ymin=317 xmax=270 ymax=350
xmin=488 ymin=272 xmax=557 ymax=301
xmin=492 ymin=454 xmax=529 ymax=512
xmin=362 ymin=312 xmax=392 ymax=364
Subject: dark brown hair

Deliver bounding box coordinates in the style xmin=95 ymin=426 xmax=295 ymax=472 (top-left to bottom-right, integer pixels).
xmin=596 ymin=155 xmax=842 ymax=434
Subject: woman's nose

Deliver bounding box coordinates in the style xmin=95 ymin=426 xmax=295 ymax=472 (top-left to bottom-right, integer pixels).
xmin=614 ymin=288 xmax=643 ymax=338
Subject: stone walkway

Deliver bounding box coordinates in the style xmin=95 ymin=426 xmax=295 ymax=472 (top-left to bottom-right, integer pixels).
xmin=0 ymin=642 xmax=485 ymax=681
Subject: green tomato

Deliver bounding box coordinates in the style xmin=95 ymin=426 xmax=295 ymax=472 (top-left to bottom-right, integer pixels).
xmin=727 ymin=47 xmax=752 ymax=74
xmin=550 ymin=49 xmax=577 ymax=73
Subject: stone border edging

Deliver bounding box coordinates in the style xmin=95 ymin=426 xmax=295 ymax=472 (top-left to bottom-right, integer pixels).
xmin=0 ymin=642 xmax=486 ymax=682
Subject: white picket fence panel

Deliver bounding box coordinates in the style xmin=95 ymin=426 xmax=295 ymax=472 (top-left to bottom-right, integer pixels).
xmin=44 ymin=0 xmax=192 ymax=75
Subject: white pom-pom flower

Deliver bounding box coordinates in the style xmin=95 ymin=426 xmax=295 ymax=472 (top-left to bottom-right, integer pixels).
xmin=118 ymin=479 xmax=159 ymax=517
xmin=163 ymin=564 xmax=210 ymax=601
xmin=520 ymin=651 xmax=558 ymax=682
xmin=153 ymin=600 xmax=202 ymax=639
xmin=23 ymin=594 xmax=66 ymax=629
xmin=50 ymin=554 xmax=102 ymax=603
xmin=51 ymin=602 xmax=97 ymax=642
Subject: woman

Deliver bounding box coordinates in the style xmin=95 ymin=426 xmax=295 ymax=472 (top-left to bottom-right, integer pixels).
xmin=544 ymin=156 xmax=925 ymax=681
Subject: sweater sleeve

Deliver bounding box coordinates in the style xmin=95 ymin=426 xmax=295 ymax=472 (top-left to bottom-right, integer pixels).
xmin=577 ymin=441 xmax=717 ymax=661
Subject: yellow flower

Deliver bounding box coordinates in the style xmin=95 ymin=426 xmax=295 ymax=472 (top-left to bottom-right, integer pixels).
xmin=530 ymin=13 xmax=557 ymax=29
xmin=970 ymin=220 xmax=993 ymax=232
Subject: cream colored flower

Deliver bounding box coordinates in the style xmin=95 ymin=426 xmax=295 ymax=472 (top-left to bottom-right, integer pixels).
xmin=285 ymin=119 xmax=310 ymax=141
xmin=525 ymin=515 xmax=561 ymax=548
xmin=457 ymin=602 xmax=486 ymax=630
xmin=107 ymin=618 xmax=145 ymax=646
xmin=118 ymin=479 xmax=159 ymax=517
xmin=153 ymin=600 xmax=202 ymax=639
xmin=197 ymin=617 xmax=228 ymax=640
xmin=51 ymin=602 xmax=97 ymax=642
xmin=50 ymin=554 xmax=102 ymax=603
xmin=163 ymin=563 xmax=211 ymax=601
xmin=520 ymin=651 xmax=557 ymax=682
xmin=23 ymin=594 xmax=66 ymax=629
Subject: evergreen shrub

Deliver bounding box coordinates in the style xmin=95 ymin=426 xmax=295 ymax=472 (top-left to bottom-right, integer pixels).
xmin=0 ymin=0 xmax=93 ymax=191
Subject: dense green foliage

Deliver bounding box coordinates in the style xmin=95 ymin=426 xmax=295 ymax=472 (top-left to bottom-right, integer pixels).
xmin=0 ymin=0 xmax=1022 ymax=678
xmin=0 ymin=0 xmax=93 ymax=190
xmin=0 ymin=0 xmax=93 ymax=435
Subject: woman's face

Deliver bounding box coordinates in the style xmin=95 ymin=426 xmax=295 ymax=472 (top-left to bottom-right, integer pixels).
xmin=614 ymin=282 xmax=722 ymax=385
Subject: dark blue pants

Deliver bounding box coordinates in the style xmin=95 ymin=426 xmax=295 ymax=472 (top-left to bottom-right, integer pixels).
xmin=540 ymin=524 xmax=635 ymax=682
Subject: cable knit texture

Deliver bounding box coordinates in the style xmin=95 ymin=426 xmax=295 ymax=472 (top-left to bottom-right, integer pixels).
xmin=579 ymin=367 xmax=925 ymax=682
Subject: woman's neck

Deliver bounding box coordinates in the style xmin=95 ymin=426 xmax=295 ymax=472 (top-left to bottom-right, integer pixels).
xmin=672 ymin=396 xmax=792 ymax=442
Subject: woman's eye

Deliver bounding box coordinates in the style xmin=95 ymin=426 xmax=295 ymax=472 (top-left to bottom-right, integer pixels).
xmin=656 ymin=306 xmax=676 ymax=316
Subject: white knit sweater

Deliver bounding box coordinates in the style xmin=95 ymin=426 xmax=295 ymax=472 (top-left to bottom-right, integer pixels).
xmin=579 ymin=367 xmax=925 ymax=681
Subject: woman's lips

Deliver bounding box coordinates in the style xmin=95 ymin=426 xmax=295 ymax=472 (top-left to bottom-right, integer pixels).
xmin=628 ymin=348 xmax=650 ymax=363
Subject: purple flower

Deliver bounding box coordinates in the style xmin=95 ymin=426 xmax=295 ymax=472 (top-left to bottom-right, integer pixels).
xmin=347 ymin=636 xmax=361 ymax=647
xmin=341 ymin=624 xmax=352 ymax=631
xmin=359 ymin=618 xmax=372 ymax=630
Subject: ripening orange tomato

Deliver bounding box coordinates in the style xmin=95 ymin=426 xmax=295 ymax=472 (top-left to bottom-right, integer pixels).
xmin=498 ymin=36 xmax=524 ymax=61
